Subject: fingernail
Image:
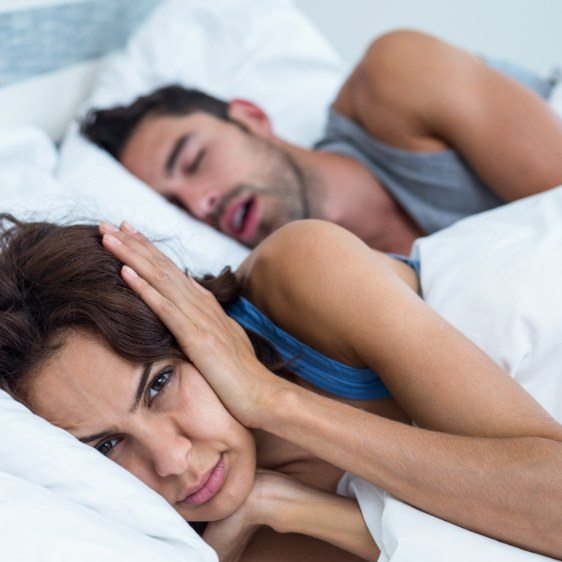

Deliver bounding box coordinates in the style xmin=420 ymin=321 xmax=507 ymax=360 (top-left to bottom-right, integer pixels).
xmin=101 ymin=221 xmax=119 ymax=232
xmin=104 ymin=234 xmax=122 ymax=246
xmin=122 ymin=265 xmax=138 ymax=278
xmin=121 ymin=221 xmax=138 ymax=234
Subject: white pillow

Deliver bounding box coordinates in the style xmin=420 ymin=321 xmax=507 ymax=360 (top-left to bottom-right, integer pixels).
xmin=57 ymin=0 xmax=345 ymax=274
xmin=67 ymin=0 xmax=345 ymax=145
xmin=0 ymin=392 xmax=217 ymax=562
xmin=58 ymin=129 xmax=250 ymax=276
xmin=0 ymin=127 xmax=216 ymax=561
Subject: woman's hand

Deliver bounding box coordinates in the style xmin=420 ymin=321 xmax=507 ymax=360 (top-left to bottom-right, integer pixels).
xmin=210 ymin=469 xmax=379 ymax=562
xmin=99 ymin=221 xmax=283 ymax=427
xmin=201 ymin=483 xmax=258 ymax=562
xmin=204 ymin=469 xmax=374 ymax=561
xmin=202 ymin=469 xmax=313 ymax=561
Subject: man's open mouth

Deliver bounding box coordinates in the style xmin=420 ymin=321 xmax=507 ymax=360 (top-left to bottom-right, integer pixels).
xmin=221 ymin=195 xmax=259 ymax=242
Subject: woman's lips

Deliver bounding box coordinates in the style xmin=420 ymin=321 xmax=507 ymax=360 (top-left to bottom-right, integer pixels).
xmin=180 ymin=454 xmax=227 ymax=506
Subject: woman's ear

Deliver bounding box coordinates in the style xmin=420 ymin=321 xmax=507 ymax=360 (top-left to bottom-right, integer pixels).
xmin=227 ymin=99 xmax=274 ymax=138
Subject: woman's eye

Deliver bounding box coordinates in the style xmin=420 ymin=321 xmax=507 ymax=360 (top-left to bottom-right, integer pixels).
xmin=96 ymin=438 xmax=119 ymax=457
xmin=148 ymin=368 xmax=173 ymax=402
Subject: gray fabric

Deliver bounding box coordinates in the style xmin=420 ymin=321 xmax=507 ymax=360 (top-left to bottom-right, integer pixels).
xmin=0 ymin=0 xmax=161 ymax=87
xmin=315 ymin=59 xmax=557 ymax=234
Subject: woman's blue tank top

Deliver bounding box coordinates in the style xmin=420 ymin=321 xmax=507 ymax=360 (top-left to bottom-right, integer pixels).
xmin=224 ymin=255 xmax=420 ymax=401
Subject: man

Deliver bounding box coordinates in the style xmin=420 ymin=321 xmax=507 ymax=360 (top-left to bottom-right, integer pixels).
xmin=82 ymin=30 xmax=562 ymax=254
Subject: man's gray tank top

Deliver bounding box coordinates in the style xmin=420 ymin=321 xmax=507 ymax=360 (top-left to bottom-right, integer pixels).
xmin=314 ymin=59 xmax=557 ymax=234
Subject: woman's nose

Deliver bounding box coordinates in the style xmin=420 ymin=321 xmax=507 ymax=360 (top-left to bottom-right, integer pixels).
xmin=149 ymin=430 xmax=193 ymax=478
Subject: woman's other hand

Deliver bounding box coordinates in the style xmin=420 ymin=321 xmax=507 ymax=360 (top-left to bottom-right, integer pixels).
xmin=99 ymin=221 xmax=284 ymax=427
xmin=204 ymin=469 xmax=378 ymax=562
xmin=202 ymin=469 xmax=308 ymax=561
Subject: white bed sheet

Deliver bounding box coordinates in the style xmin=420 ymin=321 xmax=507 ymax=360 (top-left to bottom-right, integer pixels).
xmin=418 ymin=186 xmax=562 ymax=424
xmin=338 ymin=473 xmax=555 ymax=562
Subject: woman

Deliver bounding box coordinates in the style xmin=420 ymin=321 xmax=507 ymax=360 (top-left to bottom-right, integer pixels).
xmin=1 ymin=215 xmax=561 ymax=560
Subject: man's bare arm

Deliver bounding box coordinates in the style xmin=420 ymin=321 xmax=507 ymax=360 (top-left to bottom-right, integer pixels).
xmin=335 ymin=30 xmax=562 ymax=200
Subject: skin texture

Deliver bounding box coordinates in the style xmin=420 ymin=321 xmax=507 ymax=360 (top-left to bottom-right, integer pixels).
xmin=119 ymin=31 xmax=562 ymax=253
xmin=97 ymin=220 xmax=562 ymax=559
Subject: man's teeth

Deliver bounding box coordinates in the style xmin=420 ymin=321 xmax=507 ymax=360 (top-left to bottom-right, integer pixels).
xmin=232 ymin=199 xmax=253 ymax=233
xmin=233 ymin=204 xmax=245 ymax=232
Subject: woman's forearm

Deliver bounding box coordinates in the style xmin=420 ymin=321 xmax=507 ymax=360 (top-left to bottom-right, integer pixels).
xmin=259 ymin=381 xmax=562 ymax=559
xmin=264 ymin=484 xmax=379 ymax=561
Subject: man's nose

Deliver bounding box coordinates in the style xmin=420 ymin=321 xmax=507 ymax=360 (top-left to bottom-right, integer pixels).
xmin=177 ymin=184 xmax=221 ymax=223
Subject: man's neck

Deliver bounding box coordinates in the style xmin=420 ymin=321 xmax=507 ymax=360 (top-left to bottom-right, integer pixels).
xmin=279 ymin=141 xmax=424 ymax=254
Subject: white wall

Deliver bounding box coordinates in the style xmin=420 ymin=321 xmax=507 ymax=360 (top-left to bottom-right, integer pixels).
xmin=295 ymin=0 xmax=561 ymax=75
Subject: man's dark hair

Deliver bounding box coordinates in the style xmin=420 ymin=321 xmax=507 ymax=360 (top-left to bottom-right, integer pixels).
xmin=80 ymin=85 xmax=229 ymax=160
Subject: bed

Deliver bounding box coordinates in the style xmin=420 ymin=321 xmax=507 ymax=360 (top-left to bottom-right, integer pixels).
xmin=1 ymin=1 xmax=561 ymax=560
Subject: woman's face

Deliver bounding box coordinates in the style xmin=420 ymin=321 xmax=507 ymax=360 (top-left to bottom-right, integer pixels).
xmin=29 ymin=330 xmax=256 ymax=522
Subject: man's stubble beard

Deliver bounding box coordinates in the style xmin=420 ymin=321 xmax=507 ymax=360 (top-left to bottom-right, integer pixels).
xmin=215 ymin=139 xmax=322 ymax=246
xmin=246 ymin=139 xmax=326 ymax=245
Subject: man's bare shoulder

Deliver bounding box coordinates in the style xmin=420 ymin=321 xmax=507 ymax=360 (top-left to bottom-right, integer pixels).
xmin=331 ymin=30 xmax=451 ymax=151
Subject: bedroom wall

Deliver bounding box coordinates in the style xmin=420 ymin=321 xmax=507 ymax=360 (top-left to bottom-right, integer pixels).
xmin=295 ymin=0 xmax=561 ymax=75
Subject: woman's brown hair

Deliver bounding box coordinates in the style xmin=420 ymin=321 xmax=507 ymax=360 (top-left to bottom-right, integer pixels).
xmin=0 ymin=214 xmax=287 ymax=403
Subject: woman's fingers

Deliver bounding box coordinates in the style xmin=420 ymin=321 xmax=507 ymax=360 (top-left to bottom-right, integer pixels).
xmin=102 ymin=222 xmax=231 ymax=323
xmin=120 ymin=265 xmax=198 ymax=353
xmin=100 ymin=222 xmax=178 ymax=283
xmin=100 ymin=222 xmax=201 ymax=311
xmin=100 ymin=221 xmax=231 ymax=332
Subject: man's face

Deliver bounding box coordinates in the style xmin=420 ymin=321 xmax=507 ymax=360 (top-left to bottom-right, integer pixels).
xmin=120 ymin=112 xmax=309 ymax=247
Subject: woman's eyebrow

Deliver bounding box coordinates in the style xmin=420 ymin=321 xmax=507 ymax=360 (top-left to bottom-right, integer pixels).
xmin=130 ymin=362 xmax=154 ymax=413
xmin=76 ymin=363 xmax=154 ymax=443
xmin=78 ymin=429 xmax=116 ymax=445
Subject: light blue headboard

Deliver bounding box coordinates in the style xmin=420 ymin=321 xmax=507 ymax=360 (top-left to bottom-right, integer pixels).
xmin=0 ymin=0 xmax=163 ymax=139
xmin=0 ymin=0 xmax=160 ymax=88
